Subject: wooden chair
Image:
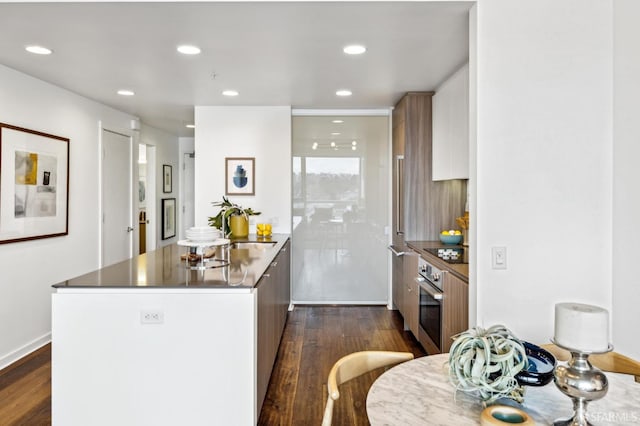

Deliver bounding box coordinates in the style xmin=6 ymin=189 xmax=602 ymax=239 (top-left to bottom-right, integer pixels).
xmin=541 ymin=343 xmax=640 ymax=383
xmin=321 ymin=351 xmax=414 ymax=426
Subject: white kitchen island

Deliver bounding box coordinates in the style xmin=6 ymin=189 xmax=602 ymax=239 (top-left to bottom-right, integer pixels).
xmin=52 ymin=236 xmax=290 ymax=426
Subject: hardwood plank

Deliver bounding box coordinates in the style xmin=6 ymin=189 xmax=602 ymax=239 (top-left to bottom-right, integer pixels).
xmin=0 ymin=345 xmax=51 ymax=388
xmin=258 ymin=309 xmax=307 ymax=425
xmin=5 ymin=395 xmax=51 ymax=426
xmin=0 ymin=306 xmax=425 ymax=426
xmin=0 ymin=343 xmax=51 ymax=426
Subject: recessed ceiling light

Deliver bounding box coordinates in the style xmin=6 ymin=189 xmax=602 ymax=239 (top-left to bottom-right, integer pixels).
xmin=186 ymin=124 xmax=195 ymax=129
xmin=343 ymin=45 xmax=366 ymax=55
xmin=331 ymin=132 xmax=341 ymax=136
xmin=25 ymin=45 xmax=52 ymax=55
xmin=330 ymin=142 xmax=336 ymax=148
xmin=117 ymin=89 xmax=135 ymax=96
xmin=352 ymin=140 xmax=357 ymax=146
xmin=332 ymin=120 xmax=344 ymax=124
xmin=336 ymin=90 xmax=352 ymax=97
xmin=222 ymin=90 xmax=239 ymax=97
xmin=352 ymin=146 xmax=357 ymax=151
xmin=177 ymin=45 xmax=201 ymax=55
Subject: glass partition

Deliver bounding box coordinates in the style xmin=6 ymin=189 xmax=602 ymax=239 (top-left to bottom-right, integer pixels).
xmin=291 ymin=115 xmax=389 ymax=303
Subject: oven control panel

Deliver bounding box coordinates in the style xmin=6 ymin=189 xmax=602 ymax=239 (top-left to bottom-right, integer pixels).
xmin=417 ymin=257 xmax=444 ymax=291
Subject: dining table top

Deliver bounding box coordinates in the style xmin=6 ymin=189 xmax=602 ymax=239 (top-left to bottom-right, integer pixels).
xmin=366 ymin=353 xmax=640 ymax=425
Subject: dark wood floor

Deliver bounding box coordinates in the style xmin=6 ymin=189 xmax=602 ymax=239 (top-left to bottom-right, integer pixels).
xmin=258 ymin=306 xmax=425 ymax=425
xmin=0 ymin=306 xmax=424 ymax=426
xmin=0 ymin=344 xmax=51 ymax=426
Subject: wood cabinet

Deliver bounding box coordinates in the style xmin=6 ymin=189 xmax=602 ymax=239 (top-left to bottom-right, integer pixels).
xmin=432 ymin=63 xmax=469 ymax=181
xmin=394 ymin=92 xmax=467 ymax=240
xmin=391 ymin=248 xmax=420 ymax=335
xmin=392 ymin=98 xmax=406 ymax=247
xmin=256 ymin=240 xmax=291 ymax=413
xmin=391 ymin=249 xmax=404 ymax=312
xmin=398 ymin=92 xmax=434 ymax=241
xmin=391 ymin=94 xmax=431 ymax=325
xmin=391 ymin=91 xmax=467 ymax=345
xmin=442 ymin=271 xmax=469 ymax=353
xmin=402 ymin=250 xmax=420 ymax=336
xmin=390 ymin=97 xmax=406 ymax=317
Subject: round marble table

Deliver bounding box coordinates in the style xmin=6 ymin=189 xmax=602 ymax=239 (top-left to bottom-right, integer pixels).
xmin=367 ymin=353 xmax=640 ymax=425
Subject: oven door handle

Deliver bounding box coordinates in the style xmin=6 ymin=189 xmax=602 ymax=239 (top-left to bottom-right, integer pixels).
xmin=416 ymin=278 xmax=443 ymax=300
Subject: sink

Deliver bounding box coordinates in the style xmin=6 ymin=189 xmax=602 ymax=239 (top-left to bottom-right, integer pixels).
xmin=229 ymin=241 xmax=277 ymax=250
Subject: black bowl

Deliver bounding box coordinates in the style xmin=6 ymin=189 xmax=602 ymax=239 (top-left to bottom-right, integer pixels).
xmin=515 ymin=341 xmax=556 ymax=386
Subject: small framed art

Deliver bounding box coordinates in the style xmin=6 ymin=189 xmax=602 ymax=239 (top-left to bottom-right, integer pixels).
xmin=225 ymin=157 xmax=255 ymax=196
xmin=163 ymin=164 xmax=172 ymax=193
xmin=161 ymin=198 xmax=176 ymax=239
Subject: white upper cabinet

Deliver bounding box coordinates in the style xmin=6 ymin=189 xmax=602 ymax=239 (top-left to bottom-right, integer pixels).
xmin=432 ymin=63 xmax=469 ymax=181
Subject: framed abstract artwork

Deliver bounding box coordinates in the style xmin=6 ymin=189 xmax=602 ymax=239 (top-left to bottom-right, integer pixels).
xmin=161 ymin=198 xmax=176 ymax=240
xmin=225 ymin=157 xmax=255 ymax=196
xmin=163 ymin=164 xmax=172 ymax=193
xmin=0 ymin=122 xmax=69 ymax=244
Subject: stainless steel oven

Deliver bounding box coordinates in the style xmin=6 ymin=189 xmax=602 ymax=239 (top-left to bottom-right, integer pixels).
xmin=416 ymin=257 xmax=444 ymax=352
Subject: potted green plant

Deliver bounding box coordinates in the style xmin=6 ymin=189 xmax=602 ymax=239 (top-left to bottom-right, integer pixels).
xmin=208 ymin=196 xmax=261 ymax=238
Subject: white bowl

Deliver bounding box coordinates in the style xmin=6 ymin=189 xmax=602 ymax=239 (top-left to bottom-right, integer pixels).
xmin=186 ymin=227 xmax=220 ymax=242
xmin=187 ymin=226 xmax=215 ymax=234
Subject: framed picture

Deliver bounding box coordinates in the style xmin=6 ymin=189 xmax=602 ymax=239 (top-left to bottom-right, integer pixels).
xmin=0 ymin=122 xmax=69 ymax=244
xmin=163 ymin=164 xmax=172 ymax=193
xmin=225 ymin=157 xmax=255 ymax=196
xmin=161 ymin=198 xmax=176 ymax=240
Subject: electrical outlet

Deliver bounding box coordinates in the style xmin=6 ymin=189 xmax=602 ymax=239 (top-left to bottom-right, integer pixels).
xmin=492 ymin=247 xmax=507 ymax=270
xmin=140 ymin=310 xmax=164 ymax=324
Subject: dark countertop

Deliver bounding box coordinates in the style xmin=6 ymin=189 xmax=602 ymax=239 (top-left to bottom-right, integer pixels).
xmin=53 ymin=234 xmax=290 ymax=290
xmin=405 ymin=240 xmax=469 ymax=283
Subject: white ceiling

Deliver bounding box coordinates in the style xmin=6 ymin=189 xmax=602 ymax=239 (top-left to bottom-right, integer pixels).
xmin=0 ymin=1 xmax=472 ymax=137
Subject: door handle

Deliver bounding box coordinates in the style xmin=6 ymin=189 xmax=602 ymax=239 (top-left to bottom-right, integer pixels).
xmin=417 ymin=280 xmax=443 ymax=300
xmin=388 ymin=245 xmax=405 ymax=257
xmin=396 ymin=155 xmax=404 ymax=236
xmin=126 ymin=226 xmax=134 ymax=232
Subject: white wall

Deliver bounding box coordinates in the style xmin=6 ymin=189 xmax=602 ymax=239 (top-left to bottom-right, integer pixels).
xmin=0 ymin=64 xmax=137 ymax=368
xmin=475 ymin=0 xmax=614 ymax=345
xmin=139 ymin=124 xmax=180 ymax=248
xmin=612 ymin=0 xmax=640 ymax=358
xmin=194 ymin=106 xmax=292 ymax=234
xmin=468 ymin=3 xmax=478 ymax=327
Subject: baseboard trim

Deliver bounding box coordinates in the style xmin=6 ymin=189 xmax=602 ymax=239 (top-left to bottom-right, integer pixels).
xmin=0 ymin=333 xmax=51 ymax=371
xmin=291 ymin=301 xmax=387 ymax=306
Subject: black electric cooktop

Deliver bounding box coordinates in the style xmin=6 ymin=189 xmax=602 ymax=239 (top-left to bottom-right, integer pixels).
xmin=424 ymin=247 xmax=468 ymax=264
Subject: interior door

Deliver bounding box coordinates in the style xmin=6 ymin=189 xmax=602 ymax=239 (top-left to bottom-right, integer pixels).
xmin=182 ymin=152 xmax=195 ymax=235
xmin=102 ymin=129 xmax=132 ymax=266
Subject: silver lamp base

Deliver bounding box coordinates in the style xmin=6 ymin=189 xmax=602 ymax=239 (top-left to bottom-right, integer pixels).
xmin=552 ymin=340 xmax=612 ymax=426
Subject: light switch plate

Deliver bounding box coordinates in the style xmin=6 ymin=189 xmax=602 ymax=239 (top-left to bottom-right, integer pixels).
xmin=492 ymin=246 xmax=507 ymax=269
